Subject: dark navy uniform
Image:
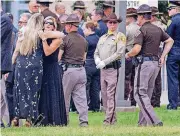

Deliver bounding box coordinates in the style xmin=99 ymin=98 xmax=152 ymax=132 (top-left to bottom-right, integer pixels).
xmin=166 ymin=12 xmax=180 ymax=110
xmin=95 ymin=19 xmax=108 ymax=37
xmin=85 ymin=33 xmax=100 ymax=112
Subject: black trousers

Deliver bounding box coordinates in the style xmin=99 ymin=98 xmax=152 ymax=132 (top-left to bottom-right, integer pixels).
xmin=5 ymin=81 xmax=14 ymax=123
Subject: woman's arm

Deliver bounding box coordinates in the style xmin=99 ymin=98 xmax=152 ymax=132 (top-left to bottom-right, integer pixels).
xmin=12 ymin=40 xmax=21 ymax=64
xmin=42 ymin=38 xmax=62 ymax=56
xmin=43 ymin=31 xmax=65 ymax=39
xmin=58 ymin=49 xmax=64 ymax=61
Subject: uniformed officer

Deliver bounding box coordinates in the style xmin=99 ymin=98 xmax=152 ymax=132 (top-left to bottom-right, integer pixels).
xmin=60 ymin=14 xmax=88 ymax=127
xmin=94 ymin=13 xmax=125 ymax=125
xmin=125 ymin=8 xmax=140 ymax=106
xmin=102 ymin=1 xmax=115 ymax=20
xmin=150 ymin=6 xmax=167 ymax=108
xmin=166 ymin=0 xmax=180 ymax=110
xmin=125 ymin=4 xmax=174 ymax=126
xmin=73 ymin=0 xmax=86 ymax=11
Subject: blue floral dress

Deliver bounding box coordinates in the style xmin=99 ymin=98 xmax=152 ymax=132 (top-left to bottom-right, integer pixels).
xmin=14 ymin=42 xmax=43 ymax=121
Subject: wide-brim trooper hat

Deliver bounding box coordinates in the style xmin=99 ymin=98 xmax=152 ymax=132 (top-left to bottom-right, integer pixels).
xmin=74 ymin=0 xmax=86 ymax=9
xmin=167 ymin=0 xmax=180 ymax=10
xmin=104 ymin=13 xmax=122 ymax=23
xmin=103 ymin=1 xmax=115 ymax=7
xmin=151 ymin=6 xmax=163 ymax=16
xmin=137 ymin=4 xmax=152 ymax=14
xmin=64 ymin=14 xmax=80 ymax=27
xmin=126 ymin=8 xmax=137 ymax=17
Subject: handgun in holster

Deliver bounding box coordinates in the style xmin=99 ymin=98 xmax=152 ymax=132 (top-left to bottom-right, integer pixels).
xmin=113 ymin=60 xmax=121 ymax=69
xmin=61 ymin=63 xmax=68 ymax=72
xmin=132 ymin=55 xmax=143 ymax=67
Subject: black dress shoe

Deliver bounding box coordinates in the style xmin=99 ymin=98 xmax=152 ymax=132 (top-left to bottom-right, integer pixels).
xmin=167 ymin=104 xmax=177 ymax=110
xmin=154 ymin=122 xmax=163 ymax=127
xmin=1 ymin=123 xmax=5 ymax=128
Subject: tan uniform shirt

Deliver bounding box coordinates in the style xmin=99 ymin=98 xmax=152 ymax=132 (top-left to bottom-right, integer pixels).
xmin=94 ymin=31 xmax=126 ymax=65
xmin=126 ymin=22 xmax=140 ymax=51
xmin=152 ymin=20 xmax=167 ymax=31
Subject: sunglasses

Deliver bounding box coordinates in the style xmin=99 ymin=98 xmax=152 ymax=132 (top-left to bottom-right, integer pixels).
xmin=108 ymin=21 xmax=118 ymax=24
xmin=167 ymin=7 xmax=176 ymax=11
xmin=18 ymin=21 xmax=27 ymax=24
xmin=44 ymin=21 xmax=54 ymax=26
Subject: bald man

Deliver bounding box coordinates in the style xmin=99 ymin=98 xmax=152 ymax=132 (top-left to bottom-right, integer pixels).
xmin=28 ymin=0 xmax=39 ymax=14
xmin=55 ymin=3 xmax=66 ymax=18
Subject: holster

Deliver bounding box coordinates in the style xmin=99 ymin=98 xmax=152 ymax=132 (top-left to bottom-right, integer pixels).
xmin=132 ymin=55 xmax=143 ymax=67
xmin=113 ymin=60 xmax=121 ymax=69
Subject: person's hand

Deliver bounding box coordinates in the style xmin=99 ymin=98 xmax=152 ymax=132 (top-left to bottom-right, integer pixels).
xmin=95 ymin=58 xmax=101 ymax=65
xmin=96 ymin=61 xmax=105 ymax=69
xmin=38 ymin=30 xmax=46 ymax=41
xmin=4 ymin=73 xmax=9 ymax=80
xmin=125 ymin=53 xmax=131 ymax=59
xmin=159 ymin=57 xmax=165 ymax=67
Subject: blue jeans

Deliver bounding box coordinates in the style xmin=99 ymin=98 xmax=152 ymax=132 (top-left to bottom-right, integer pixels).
xmin=85 ymin=59 xmax=100 ymax=111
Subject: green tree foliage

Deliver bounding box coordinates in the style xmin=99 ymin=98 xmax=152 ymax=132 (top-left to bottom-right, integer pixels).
xmin=158 ymin=1 xmax=168 ymax=14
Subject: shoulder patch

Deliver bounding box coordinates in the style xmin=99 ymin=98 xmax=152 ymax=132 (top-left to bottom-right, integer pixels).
xmin=116 ymin=33 xmax=126 ymax=45
xmin=119 ymin=35 xmax=126 ymax=45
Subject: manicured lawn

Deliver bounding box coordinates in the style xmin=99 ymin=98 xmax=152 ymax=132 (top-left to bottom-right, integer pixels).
xmin=1 ymin=106 xmax=180 ymax=136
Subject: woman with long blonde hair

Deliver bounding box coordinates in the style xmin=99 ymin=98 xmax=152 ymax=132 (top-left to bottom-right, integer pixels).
xmin=12 ymin=13 xmax=44 ymax=127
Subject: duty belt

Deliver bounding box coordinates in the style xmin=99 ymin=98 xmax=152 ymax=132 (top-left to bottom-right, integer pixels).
xmin=103 ymin=60 xmax=121 ymax=69
xmin=67 ymin=64 xmax=83 ymax=68
xmin=143 ymin=56 xmax=159 ymax=61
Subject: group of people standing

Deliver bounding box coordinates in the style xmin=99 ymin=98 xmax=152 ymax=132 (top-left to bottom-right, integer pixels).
xmin=1 ymin=0 xmax=180 ymax=128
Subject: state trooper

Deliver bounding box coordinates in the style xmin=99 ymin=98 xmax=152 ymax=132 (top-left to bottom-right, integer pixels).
xmin=60 ymin=14 xmax=88 ymax=127
xmin=94 ymin=13 xmax=126 ymax=125
xmin=166 ymin=0 xmax=180 ymax=110
xmin=125 ymin=4 xmax=174 ymax=126
xmin=150 ymin=6 xmax=167 ymax=108
xmin=125 ymin=8 xmax=140 ymax=106
xmin=102 ymin=1 xmax=115 ymax=20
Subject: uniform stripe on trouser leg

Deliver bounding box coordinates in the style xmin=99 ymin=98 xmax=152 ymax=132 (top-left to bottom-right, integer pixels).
xmin=136 ymin=64 xmax=155 ymax=124
xmin=110 ymin=69 xmax=118 ymax=123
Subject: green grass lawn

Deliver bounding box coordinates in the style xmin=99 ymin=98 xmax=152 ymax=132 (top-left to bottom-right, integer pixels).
xmin=1 ymin=106 xmax=180 ymax=136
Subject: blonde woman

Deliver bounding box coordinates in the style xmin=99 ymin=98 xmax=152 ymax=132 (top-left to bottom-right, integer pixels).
xmin=11 ymin=13 xmax=44 ymax=127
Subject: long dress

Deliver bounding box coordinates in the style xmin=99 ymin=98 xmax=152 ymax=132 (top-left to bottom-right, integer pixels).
xmin=14 ymin=41 xmax=43 ymax=121
xmin=39 ymin=39 xmax=67 ymax=126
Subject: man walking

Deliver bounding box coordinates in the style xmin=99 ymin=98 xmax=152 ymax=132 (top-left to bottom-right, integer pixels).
xmin=125 ymin=4 xmax=174 ymax=126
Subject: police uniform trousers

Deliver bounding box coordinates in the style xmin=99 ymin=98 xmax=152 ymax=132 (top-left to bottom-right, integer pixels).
xmin=167 ymin=48 xmax=180 ymax=109
xmin=151 ymin=69 xmax=162 ymax=107
xmin=134 ymin=61 xmax=161 ymax=126
xmin=101 ymin=68 xmax=118 ymax=124
xmin=63 ymin=67 xmax=88 ymax=125
xmin=85 ymin=59 xmax=100 ymax=111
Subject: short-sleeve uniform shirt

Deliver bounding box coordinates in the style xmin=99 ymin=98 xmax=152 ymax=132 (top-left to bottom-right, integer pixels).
xmin=134 ymin=22 xmax=170 ymax=56
xmin=60 ymin=31 xmax=88 ymax=65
